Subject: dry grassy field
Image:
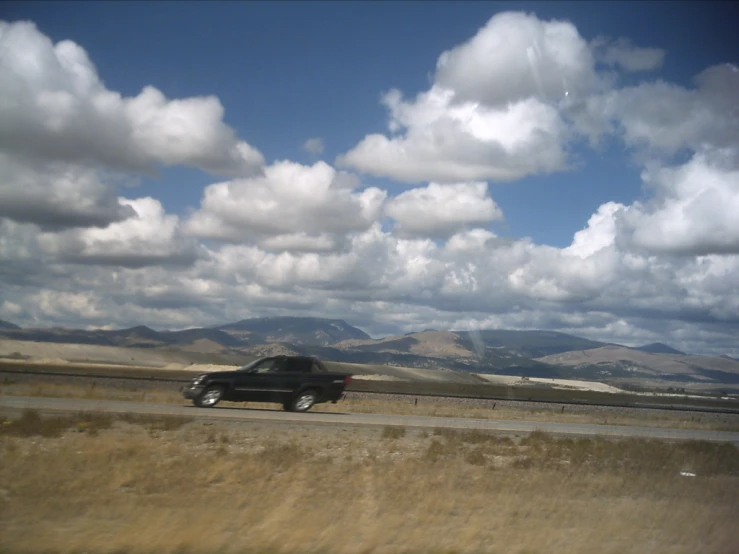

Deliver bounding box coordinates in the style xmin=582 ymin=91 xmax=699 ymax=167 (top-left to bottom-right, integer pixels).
xmin=1 ymin=409 xmax=738 ymax=554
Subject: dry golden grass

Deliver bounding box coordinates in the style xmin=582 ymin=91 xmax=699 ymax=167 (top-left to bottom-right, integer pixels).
xmin=0 ymin=408 xmax=192 ymax=438
xmin=0 ymin=380 xmax=180 ymax=404
xmin=3 ymin=380 xmax=739 ymax=431
xmin=319 ymin=394 xmax=739 ymax=431
xmin=0 ymin=411 xmax=738 ymax=554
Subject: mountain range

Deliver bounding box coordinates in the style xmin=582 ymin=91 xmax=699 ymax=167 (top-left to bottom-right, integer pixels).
xmin=1 ymin=317 xmax=738 ymax=390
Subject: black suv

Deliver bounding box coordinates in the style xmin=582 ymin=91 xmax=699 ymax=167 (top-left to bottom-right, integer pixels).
xmin=181 ymin=355 xmax=352 ymax=412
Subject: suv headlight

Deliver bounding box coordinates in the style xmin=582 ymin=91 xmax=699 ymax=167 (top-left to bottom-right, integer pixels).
xmin=192 ymin=374 xmax=207 ymax=385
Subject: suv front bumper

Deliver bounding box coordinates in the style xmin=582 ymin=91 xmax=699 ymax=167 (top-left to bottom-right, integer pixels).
xmin=181 ymin=385 xmax=205 ymax=400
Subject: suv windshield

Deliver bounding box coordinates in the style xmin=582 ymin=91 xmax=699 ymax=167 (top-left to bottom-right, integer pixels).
xmin=237 ymin=358 xmax=266 ymax=371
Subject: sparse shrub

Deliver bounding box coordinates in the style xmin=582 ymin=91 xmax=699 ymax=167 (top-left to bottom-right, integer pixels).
xmin=465 ymin=447 xmax=487 ymax=466
xmin=496 ymin=435 xmax=515 ymax=447
xmin=459 ymin=430 xmax=503 ymax=444
xmin=0 ymin=409 xmax=67 ymax=438
xmin=425 ymin=439 xmax=447 ymax=462
xmin=381 ymin=426 xmax=406 ymax=440
xmin=678 ymin=440 xmax=739 ymax=476
xmin=512 ymin=456 xmax=534 ymax=469
xmin=432 ymin=427 xmax=459 ymax=439
xmin=0 ymin=410 xmax=116 ymax=438
xmin=520 ymin=430 xmax=552 ymax=447
xmin=256 ymin=442 xmax=304 ymax=469
xmin=118 ymin=413 xmax=193 ymax=432
xmin=595 ymin=438 xmax=739 ymax=476
xmin=76 ymin=412 xmax=116 ymax=435
xmin=2 ymin=436 xmax=19 ymax=455
xmin=511 ymin=433 xmax=739 ymax=477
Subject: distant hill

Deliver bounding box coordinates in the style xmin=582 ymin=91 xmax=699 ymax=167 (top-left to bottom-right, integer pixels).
xmin=0 ymin=317 xmax=369 ymax=350
xmin=333 ymin=330 xmax=555 ymax=371
xmin=216 ymin=316 xmax=370 ymax=346
xmin=3 ymin=316 xmax=739 ymax=388
xmin=161 ymin=328 xmax=243 ymax=348
xmin=634 ymin=343 xmax=685 ymax=355
xmin=537 ymin=345 xmax=739 ymax=386
xmin=453 ymin=329 xmax=610 ymax=359
xmin=105 ymin=326 xmax=164 ymax=346
xmin=98 ymin=326 xmax=244 ymax=348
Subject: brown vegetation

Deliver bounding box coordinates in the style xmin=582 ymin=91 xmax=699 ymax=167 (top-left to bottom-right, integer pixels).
xmin=1 ymin=410 xmax=737 ymax=554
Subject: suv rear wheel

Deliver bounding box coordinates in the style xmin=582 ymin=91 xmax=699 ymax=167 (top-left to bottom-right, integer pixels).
xmin=285 ymin=389 xmax=318 ymax=412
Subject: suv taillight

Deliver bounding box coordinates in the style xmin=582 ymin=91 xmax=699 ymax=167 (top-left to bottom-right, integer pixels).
xmin=344 ymin=375 xmax=352 ymax=386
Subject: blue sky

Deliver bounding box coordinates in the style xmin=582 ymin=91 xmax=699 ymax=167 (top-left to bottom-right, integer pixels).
xmin=4 ymin=1 xmax=736 ymax=246
xmin=0 ymin=2 xmax=738 ymax=354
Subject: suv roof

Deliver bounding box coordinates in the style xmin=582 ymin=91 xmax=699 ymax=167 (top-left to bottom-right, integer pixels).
xmin=266 ymin=355 xmax=328 ymax=370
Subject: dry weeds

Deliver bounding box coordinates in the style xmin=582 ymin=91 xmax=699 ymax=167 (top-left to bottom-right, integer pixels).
xmin=0 ymin=410 xmax=737 ymax=554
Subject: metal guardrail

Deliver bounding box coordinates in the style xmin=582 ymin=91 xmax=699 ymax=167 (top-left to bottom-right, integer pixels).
xmin=2 ymin=367 xmax=739 ymax=415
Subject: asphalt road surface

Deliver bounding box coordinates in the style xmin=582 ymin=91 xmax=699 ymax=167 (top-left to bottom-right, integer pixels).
xmin=2 ymin=395 xmax=739 ymax=444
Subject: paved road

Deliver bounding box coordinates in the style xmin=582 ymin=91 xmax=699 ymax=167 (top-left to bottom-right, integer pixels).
xmin=2 ymin=395 xmax=739 ymax=444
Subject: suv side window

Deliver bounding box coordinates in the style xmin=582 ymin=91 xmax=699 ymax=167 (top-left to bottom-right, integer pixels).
xmin=251 ymin=358 xmax=284 ymax=373
xmin=284 ymin=358 xmax=313 ymax=373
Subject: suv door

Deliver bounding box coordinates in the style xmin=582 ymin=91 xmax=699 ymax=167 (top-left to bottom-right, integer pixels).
xmin=249 ymin=357 xmax=313 ymax=404
xmin=232 ymin=357 xmax=284 ymax=401
xmin=273 ymin=357 xmax=313 ymax=397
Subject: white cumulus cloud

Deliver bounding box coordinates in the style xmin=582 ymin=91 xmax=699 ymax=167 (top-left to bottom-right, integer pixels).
xmin=185 ymin=161 xmax=387 ymax=251
xmin=572 ymin=63 xmax=739 ymax=156
xmin=618 ymin=151 xmax=739 ymax=256
xmin=0 ymin=20 xmax=264 ymax=177
xmin=337 ymin=11 xmax=605 ymax=184
xmin=594 ymin=37 xmax=666 ymax=72
xmin=338 ymin=86 xmax=570 ymax=183
xmin=37 ymin=197 xmax=203 ymax=267
xmin=434 ymin=11 xmax=598 ymax=106
xmin=0 ymin=152 xmax=134 ymax=229
xmin=386 ymin=182 xmax=503 ymax=237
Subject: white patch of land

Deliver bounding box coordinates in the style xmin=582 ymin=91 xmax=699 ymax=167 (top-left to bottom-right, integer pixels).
xmin=179 ymin=364 xmax=241 ymax=373
xmin=473 ymin=373 xmax=626 ymax=393
xmin=351 ymin=374 xmax=406 ymax=382
xmin=526 ymin=377 xmax=626 ymax=394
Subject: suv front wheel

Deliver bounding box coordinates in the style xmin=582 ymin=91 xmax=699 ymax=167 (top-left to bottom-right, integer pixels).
xmin=194 ymin=385 xmax=225 ymax=408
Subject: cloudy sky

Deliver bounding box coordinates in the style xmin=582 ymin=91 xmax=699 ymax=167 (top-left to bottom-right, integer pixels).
xmin=1 ymin=1 xmax=738 ymax=355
